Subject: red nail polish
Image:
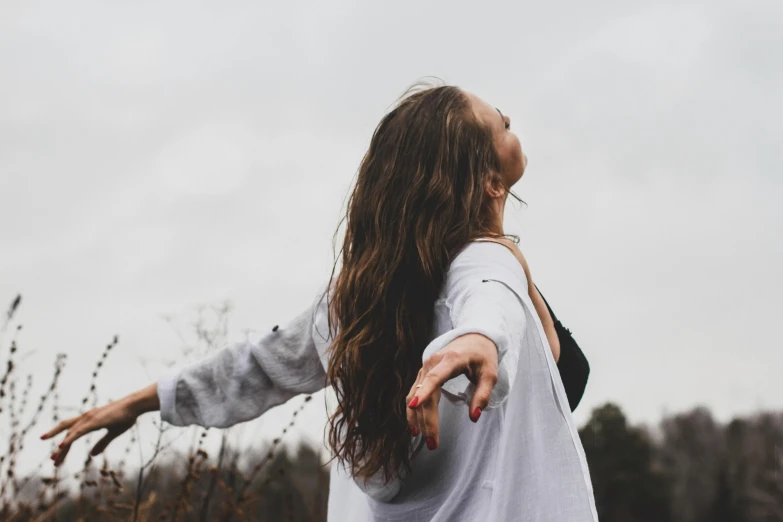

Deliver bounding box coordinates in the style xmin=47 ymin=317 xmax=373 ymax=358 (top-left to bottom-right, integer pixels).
xmin=408 ymin=397 xmax=419 ymax=408
xmin=471 ymin=407 xmax=482 ymax=422
xmin=426 ymin=436 xmax=437 ymax=450
xmin=58 ymin=443 xmax=64 ymax=448
xmin=51 ymin=453 xmax=57 ymax=459
xmin=40 ymin=434 xmax=47 ymax=440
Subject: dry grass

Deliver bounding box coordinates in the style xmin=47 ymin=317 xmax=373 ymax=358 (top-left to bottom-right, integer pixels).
xmin=0 ymin=295 xmax=329 ymax=521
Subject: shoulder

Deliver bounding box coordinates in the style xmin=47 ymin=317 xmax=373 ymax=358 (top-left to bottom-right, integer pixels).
xmin=450 ymin=241 xmax=525 ymax=278
xmin=443 ymin=241 xmax=528 ymax=299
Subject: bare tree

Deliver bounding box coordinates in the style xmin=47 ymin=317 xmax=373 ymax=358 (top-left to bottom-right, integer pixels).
xmin=657 ymin=407 xmax=726 ymax=522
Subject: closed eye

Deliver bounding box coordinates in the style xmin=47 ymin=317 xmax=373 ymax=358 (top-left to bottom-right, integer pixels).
xmin=497 ymin=107 xmax=510 ymax=130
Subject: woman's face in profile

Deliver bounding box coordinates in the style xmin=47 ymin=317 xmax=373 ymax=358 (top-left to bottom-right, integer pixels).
xmin=465 ymin=90 xmax=527 ymax=190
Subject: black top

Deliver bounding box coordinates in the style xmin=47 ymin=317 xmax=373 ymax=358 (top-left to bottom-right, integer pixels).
xmin=534 ymin=285 xmax=590 ymax=411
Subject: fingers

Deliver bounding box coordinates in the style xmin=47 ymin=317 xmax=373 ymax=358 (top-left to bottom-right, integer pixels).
xmin=52 ymin=444 xmax=71 ymax=467
xmin=469 ymin=367 xmax=498 ymax=423
xmin=406 ymin=369 xmax=424 ymax=437
xmin=49 ymin=432 xmax=84 ymax=467
xmin=406 ymin=404 xmax=419 ymax=437
xmin=40 ymin=416 xmax=79 ymax=441
xmin=418 ymin=388 xmax=441 ymax=450
xmin=90 ymin=430 xmax=118 ymax=456
xmin=44 ymin=404 xmax=137 ymax=467
xmin=46 ymin=411 xmax=97 ymax=467
xmin=406 ymin=334 xmax=499 ymax=449
xmin=415 ymin=405 xmax=425 ymax=443
xmin=59 ymin=418 xmax=93 ymax=448
xmin=409 ymin=355 xmax=462 ymax=451
xmin=411 ymin=352 xmax=466 ymax=408
xmin=43 ymin=416 xmax=83 ymax=468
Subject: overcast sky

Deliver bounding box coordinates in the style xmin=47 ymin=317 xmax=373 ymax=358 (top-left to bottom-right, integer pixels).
xmin=2 ymin=0 xmax=782 ymax=472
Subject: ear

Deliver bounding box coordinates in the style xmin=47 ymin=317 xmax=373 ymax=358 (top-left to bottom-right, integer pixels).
xmin=484 ymin=174 xmax=506 ymax=199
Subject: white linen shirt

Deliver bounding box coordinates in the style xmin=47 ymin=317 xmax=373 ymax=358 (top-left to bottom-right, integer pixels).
xmin=157 ymin=241 xmax=599 ymax=521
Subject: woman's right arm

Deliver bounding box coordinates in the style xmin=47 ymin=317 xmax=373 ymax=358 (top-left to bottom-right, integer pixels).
xmin=157 ymin=302 xmax=326 ymax=429
xmin=42 ymin=382 xmax=160 ymax=466
xmin=42 ymin=291 xmax=328 ymax=466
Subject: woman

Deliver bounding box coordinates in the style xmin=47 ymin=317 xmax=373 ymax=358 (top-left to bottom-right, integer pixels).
xmin=41 ymin=82 xmax=598 ymax=521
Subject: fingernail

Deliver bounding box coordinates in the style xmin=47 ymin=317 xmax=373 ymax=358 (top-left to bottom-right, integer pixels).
xmin=410 ymin=425 xmax=418 ymax=436
xmin=58 ymin=443 xmax=64 ymax=448
xmin=40 ymin=434 xmax=47 ymax=440
xmin=50 ymin=452 xmax=57 ymax=459
xmin=425 ymin=436 xmax=437 ymax=450
xmin=471 ymin=407 xmax=482 ymax=422
xmin=408 ymin=397 xmax=419 ymax=408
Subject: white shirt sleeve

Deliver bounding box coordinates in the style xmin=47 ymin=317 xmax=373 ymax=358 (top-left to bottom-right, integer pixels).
xmin=157 ymin=297 xmax=328 ymax=428
xmin=421 ymin=244 xmax=529 ymax=410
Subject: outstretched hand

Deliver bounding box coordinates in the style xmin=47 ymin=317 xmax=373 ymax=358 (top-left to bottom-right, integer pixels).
xmin=40 ymin=402 xmax=137 ymax=466
xmin=40 ymin=383 xmax=159 ymax=466
xmin=405 ymin=332 xmax=498 ymax=450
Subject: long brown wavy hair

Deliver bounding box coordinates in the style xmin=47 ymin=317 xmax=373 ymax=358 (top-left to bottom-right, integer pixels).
xmin=323 ymin=80 xmax=522 ymax=484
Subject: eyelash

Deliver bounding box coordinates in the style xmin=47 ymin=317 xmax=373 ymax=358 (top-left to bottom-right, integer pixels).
xmin=504 ymin=120 xmax=510 ymax=130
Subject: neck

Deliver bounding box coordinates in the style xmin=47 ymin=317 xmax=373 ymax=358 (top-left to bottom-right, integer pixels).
xmin=489 ymin=195 xmax=507 ymax=235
